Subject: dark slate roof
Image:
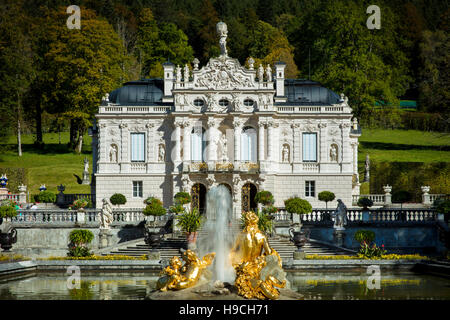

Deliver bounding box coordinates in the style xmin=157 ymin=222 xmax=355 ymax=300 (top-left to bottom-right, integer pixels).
xmin=281 ymin=79 xmax=341 ymax=105
xmin=109 ymin=79 xmax=164 ymax=105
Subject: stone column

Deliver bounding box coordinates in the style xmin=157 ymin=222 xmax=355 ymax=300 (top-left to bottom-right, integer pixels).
xmin=267 ymin=122 xmax=274 ymax=161
xmin=182 ymin=121 xmax=191 ymax=162
xmin=318 ymin=123 xmax=328 ymax=163
xmin=233 ymin=118 xmax=242 ymax=164
xmin=146 ymin=123 xmax=155 ymax=163
xmin=173 ymin=120 xmax=182 ymax=162
xmin=207 ymin=118 xmax=219 ymax=167
xmin=119 ymin=123 xmax=129 ymax=172
xmin=340 ymin=122 xmax=352 ymax=173
xmin=352 ymin=142 xmax=359 ymax=176
xmin=258 ymin=122 xmax=265 ymax=161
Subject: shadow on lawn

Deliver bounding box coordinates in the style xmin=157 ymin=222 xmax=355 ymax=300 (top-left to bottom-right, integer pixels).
xmin=0 ymin=143 xmax=92 ymax=155
xmin=360 ymin=141 xmax=450 ymax=151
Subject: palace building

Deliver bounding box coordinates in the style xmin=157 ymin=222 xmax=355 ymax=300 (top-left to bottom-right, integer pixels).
xmin=91 ymin=22 xmax=361 ymax=217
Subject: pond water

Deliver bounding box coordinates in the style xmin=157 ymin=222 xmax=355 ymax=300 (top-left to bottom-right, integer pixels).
xmin=0 ymin=271 xmax=449 ymax=300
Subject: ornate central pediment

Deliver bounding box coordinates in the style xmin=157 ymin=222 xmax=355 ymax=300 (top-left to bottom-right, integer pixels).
xmin=192 ymin=57 xmax=256 ymax=90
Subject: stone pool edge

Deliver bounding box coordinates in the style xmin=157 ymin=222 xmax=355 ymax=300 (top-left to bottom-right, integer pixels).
xmin=0 ymin=259 xmax=436 ymax=278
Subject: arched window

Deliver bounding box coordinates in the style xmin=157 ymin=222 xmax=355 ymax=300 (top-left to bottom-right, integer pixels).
xmin=241 ymin=126 xmax=257 ymax=162
xmin=191 ymin=126 xmax=206 ymax=161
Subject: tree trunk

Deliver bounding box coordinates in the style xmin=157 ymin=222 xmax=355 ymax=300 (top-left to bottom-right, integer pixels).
xmin=69 ymin=119 xmax=77 ymax=149
xmin=76 ymin=132 xmax=83 ymax=154
xmin=35 ymin=101 xmax=43 ymax=145
xmin=17 ymin=119 xmax=22 ymax=157
xmin=17 ymin=92 xmax=22 ymax=157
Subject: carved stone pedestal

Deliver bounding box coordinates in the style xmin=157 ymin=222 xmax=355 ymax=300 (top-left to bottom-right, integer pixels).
xmin=333 ymin=228 xmax=346 ymax=247
xmin=148 ymin=250 xmax=160 ymax=260
xmin=293 ymin=251 xmax=306 ymax=260
xmin=99 ymin=229 xmax=112 ymax=249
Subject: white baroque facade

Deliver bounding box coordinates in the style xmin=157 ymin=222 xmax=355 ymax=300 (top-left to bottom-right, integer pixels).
xmin=92 ymin=22 xmax=361 ymax=216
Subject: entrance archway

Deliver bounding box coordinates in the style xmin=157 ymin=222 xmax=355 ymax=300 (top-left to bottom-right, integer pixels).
xmin=241 ymin=183 xmax=257 ymax=213
xmin=191 ymin=183 xmax=206 ymax=214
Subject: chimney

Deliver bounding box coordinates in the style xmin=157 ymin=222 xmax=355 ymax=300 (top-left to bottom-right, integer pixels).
xmin=274 ymin=61 xmax=287 ymax=102
xmin=162 ymin=61 xmax=174 ymax=100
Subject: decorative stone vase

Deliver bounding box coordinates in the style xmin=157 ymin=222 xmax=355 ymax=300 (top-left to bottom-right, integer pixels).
xmin=144 ymin=229 xmax=162 ymax=251
xmin=0 ymin=228 xmax=17 ymax=251
xmin=289 ymin=227 xmax=310 ymax=252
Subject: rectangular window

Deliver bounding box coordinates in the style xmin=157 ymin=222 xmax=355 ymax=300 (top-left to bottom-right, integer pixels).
xmin=302 ymin=133 xmax=317 ymax=162
xmin=133 ymin=181 xmax=143 ymax=198
xmin=131 ymin=133 xmax=145 ymax=162
xmin=305 ymin=181 xmax=315 ymax=197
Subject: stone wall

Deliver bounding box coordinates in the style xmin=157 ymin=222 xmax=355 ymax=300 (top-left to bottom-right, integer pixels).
xmin=11 ymin=225 xmax=144 ymax=258
xmin=307 ymin=225 xmax=445 ymax=255
xmin=95 ymin=175 xmax=172 ymax=208
xmin=272 ymin=174 xmax=353 ymax=208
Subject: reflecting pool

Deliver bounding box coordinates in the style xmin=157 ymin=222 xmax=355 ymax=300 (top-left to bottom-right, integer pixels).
xmin=0 ymin=271 xmax=449 ymax=300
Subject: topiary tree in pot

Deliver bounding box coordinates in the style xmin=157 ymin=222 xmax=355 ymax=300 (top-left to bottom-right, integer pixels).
xmin=318 ymin=191 xmax=335 ymax=209
xmin=254 ymin=191 xmax=277 ymax=234
xmin=357 ymin=197 xmax=373 ymax=221
xmin=34 ymin=190 xmax=56 ymax=208
xmin=169 ymin=192 xmax=191 ymax=215
xmin=110 ymin=193 xmax=127 ymax=208
xmin=284 ymin=197 xmax=312 ymax=253
xmin=142 ymin=197 xmax=167 ymax=249
xmin=68 ymin=229 xmax=94 ymax=257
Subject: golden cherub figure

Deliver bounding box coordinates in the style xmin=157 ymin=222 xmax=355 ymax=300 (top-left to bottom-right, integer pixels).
xmin=230 ymin=211 xmax=286 ymax=300
xmin=156 ymin=250 xmax=216 ymax=291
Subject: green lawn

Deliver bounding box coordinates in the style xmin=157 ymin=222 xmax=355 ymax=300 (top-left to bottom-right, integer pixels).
xmin=358 ymin=129 xmax=450 ymax=162
xmin=0 ymin=132 xmax=92 ymax=195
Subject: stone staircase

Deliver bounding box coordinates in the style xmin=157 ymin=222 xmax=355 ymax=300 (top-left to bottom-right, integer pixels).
xmin=103 ymin=228 xmax=354 ymax=262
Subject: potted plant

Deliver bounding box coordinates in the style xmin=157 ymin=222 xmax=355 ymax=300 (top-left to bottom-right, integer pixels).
xmin=434 ymin=199 xmax=450 ymax=223
xmin=354 ymin=229 xmax=386 ymax=258
xmin=177 ymin=208 xmax=202 ymax=248
xmin=284 ymin=197 xmax=312 ymax=251
xmin=68 ymin=229 xmax=94 ymax=257
xmin=34 ymin=190 xmax=56 ymax=208
xmin=73 ymin=198 xmax=89 ymax=211
xmin=110 ymin=193 xmax=127 ymax=208
xmin=169 ymin=192 xmax=191 ymax=214
xmin=0 ymin=200 xmax=18 ymax=251
xmin=142 ymin=197 xmax=167 ymax=249
xmin=357 ymin=197 xmax=373 ymax=221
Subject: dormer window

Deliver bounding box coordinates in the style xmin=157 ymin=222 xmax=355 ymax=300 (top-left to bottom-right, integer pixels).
xmin=194 ymin=99 xmax=205 ymax=107
xmin=244 ymin=99 xmax=254 ymax=107
xmin=219 ymin=99 xmax=229 ymax=107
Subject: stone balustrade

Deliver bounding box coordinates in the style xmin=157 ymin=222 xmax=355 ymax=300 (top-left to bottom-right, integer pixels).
xmin=275 ymin=208 xmax=437 ymax=224
xmin=99 ymin=105 xmax=171 ymax=114
xmin=352 ymin=194 xmax=386 ymax=206
xmin=7 ymin=208 xmax=171 ymax=227
xmin=276 ymin=105 xmax=345 ymax=113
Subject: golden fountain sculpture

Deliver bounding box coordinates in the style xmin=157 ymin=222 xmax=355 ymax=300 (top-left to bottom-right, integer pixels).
xmin=156 ymin=249 xmax=216 ymax=291
xmin=230 ymin=211 xmax=286 ymax=300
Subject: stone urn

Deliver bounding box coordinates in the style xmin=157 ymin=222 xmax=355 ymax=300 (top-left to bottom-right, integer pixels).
xmin=289 ymin=227 xmax=310 ymax=252
xmin=144 ymin=228 xmax=162 ymax=251
xmin=0 ymin=220 xmax=17 ymax=251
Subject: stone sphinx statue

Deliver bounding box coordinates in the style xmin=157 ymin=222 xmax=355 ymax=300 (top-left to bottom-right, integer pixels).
xmin=156 ymin=249 xmax=216 ymax=291
xmin=230 ymin=211 xmax=287 ymax=300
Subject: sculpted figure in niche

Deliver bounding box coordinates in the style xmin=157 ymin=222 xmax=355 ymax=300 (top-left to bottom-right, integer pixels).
xmin=282 ymin=144 xmax=290 ymax=163
xmin=330 ymin=144 xmax=338 ymax=162
xmin=158 ymin=144 xmax=165 ymax=162
xmin=219 ymin=133 xmax=228 ymax=161
xmin=109 ymin=144 xmax=118 ymax=163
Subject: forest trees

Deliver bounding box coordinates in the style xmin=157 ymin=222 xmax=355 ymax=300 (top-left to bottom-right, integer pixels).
xmin=44 ymin=8 xmax=129 ymax=152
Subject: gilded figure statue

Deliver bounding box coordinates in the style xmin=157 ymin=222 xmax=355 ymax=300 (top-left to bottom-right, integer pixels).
xmin=156 ymin=249 xmax=216 ymax=291
xmin=230 ymin=211 xmax=286 ymax=300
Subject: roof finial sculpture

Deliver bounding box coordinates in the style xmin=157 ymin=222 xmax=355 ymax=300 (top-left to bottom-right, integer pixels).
xmin=216 ymin=21 xmax=228 ymax=56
